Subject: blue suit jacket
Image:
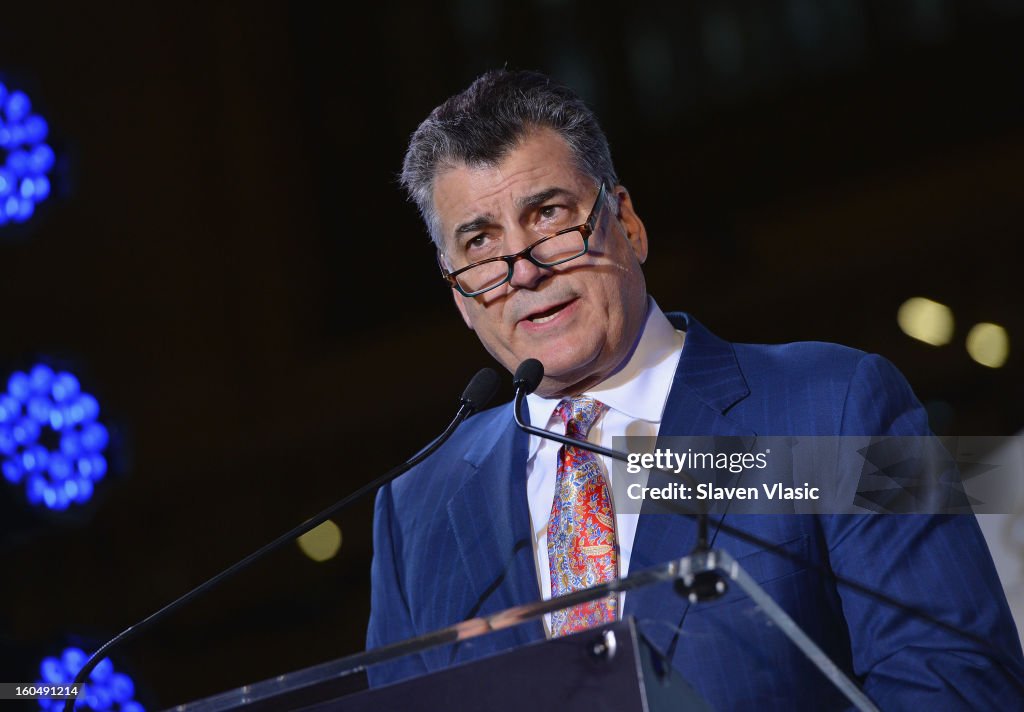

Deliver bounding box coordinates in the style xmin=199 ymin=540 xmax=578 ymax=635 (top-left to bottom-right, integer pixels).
xmin=367 ymin=313 xmax=1024 ymax=709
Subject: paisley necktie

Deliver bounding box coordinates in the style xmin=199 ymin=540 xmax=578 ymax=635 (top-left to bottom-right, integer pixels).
xmin=547 ymin=396 xmax=618 ymax=637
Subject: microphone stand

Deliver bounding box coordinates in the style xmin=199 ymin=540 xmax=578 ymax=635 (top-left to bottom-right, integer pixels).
xmin=63 ymin=369 xmax=499 ymax=711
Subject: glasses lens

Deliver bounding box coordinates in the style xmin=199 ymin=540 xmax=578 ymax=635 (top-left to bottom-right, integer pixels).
xmin=530 ymin=230 xmax=586 ymax=266
xmin=454 ymin=260 xmax=510 ymax=295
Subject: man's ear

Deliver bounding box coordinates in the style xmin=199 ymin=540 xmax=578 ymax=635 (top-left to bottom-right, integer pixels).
xmin=440 ymin=250 xmax=476 ymax=330
xmin=614 ymin=185 xmax=649 ymax=265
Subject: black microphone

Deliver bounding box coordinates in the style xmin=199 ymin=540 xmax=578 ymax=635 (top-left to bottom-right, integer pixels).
xmin=513 ymin=358 xmax=544 ymax=395
xmin=462 ymin=366 xmax=501 ymax=412
xmin=64 ymin=368 xmax=500 ymax=709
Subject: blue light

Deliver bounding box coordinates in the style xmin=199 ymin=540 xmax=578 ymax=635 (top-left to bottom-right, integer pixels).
xmin=34 ymin=175 xmax=51 ymax=201
xmin=0 ymin=81 xmax=55 ymax=229
xmin=8 ymin=149 xmax=30 ymax=174
xmin=32 ymin=144 xmax=56 ymax=172
xmin=8 ymin=371 xmax=31 ymax=400
xmin=60 ymin=430 xmax=82 ymax=457
xmin=24 ymin=114 xmax=47 ymax=143
xmin=41 ymin=657 xmax=63 ymax=684
xmin=48 ymin=452 xmax=71 ymax=479
xmin=2 ymin=458 xmax=20 ymax=483
xmin=4 ymin=90 xmax=31 ymax=122
xmin=35 ymin=646 xmax=146 ymax=711
xmin=1 ymin=365 xmax=110 ymax=510
xmin=91 ymin=657 xmax=114 ymax=682
xmin=0 ymin=393 xmax=19 ymax=420
xmin=16 ymin=196 xmax=34 ymax=220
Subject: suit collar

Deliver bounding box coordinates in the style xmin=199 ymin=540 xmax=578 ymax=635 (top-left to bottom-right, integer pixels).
xmin=665 ymin=312 xmax=750 ymax=415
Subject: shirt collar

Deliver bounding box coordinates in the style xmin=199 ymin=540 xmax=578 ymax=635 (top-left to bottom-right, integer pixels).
xmin=525 ymin=297 xmax=685 ymax=444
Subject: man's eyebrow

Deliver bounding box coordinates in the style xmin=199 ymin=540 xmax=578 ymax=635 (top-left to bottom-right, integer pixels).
xmin=454 ymin=215 xmax=494 ymax=237
xmin=515 ymin=187 xmax=577 ymax=209
xmin=451 ymin=188 xmax=579 ymax=239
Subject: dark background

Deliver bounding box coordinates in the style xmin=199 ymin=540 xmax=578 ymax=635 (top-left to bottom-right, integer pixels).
xmin=2 ymin=0 xmax=1022 ymax=707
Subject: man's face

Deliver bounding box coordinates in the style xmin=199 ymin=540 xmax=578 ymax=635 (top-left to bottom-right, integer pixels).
xmin=433 ymin=128 xmax=649 ymax=398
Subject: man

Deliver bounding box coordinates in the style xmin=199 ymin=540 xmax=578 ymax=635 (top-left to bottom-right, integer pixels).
xmin=367 ymin=69 xmax=1024 ymax=709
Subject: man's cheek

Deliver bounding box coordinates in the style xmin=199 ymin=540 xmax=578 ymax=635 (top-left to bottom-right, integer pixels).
xmin=452 ymin=293 xmax=476 ymax=330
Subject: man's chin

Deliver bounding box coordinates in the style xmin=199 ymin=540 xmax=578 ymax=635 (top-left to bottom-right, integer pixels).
xmin=529 ymin=358 xmax=607 ymax=399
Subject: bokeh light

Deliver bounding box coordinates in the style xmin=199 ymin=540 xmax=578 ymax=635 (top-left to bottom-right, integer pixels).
xmin=1 ymin=364 xmax=109 ymax=511
xmin=297 ymin=520 xmax=342 ymax=562
xmin=36 ymin=646 xmax=144 ymax=712
xmin=966 ymin=322 xmax=1010 ymax=368
xmin=0 ymin=81 xmax=55 ymax=227
xmin=897 ymin=297 xmax=954 ymax=346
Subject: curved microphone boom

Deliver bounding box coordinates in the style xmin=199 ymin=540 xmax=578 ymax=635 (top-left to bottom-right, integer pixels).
xmin=64 ymin=368 xmax=500 ymax=710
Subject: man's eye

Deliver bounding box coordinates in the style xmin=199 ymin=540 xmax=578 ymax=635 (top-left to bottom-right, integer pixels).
xmin=539 ymin=205 xmax=561 ymax=219
xmin=466 ymin=234 xmax=491 ymax=252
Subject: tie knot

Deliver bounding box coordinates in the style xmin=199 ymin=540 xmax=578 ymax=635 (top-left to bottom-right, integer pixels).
xmin=555 ymin=396 xmax=608 ymax=439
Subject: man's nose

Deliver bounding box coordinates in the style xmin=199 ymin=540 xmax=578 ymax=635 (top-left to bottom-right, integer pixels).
xmin=508 ymin=253 xmax=546 ymax=289
xmin=507 ymin=230 xmax=547 ymax=290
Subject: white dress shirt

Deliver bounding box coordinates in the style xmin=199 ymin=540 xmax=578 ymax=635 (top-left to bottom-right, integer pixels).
xmin=525 ymin=298 xmax=685 ymax=632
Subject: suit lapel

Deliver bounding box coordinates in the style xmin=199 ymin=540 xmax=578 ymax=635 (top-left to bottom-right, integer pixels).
xmin=625 ymin=313 xmax=756 ymax=654
xmin=446 ymin=404 xmax=545 ymax=646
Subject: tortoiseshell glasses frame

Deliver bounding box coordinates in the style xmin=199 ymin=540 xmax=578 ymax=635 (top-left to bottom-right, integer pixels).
xmin=440 ymin=183 xmax=609 ymax=298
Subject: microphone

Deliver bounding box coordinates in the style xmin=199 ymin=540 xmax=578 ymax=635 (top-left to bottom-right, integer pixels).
xmin=64 ymin=368 xmax=500 ymax=710
xmin=510 ymin=359 xmax=716 ymax=593
xmin=513 ymin=358 xmax=543 ymax=396
xmin=462 ymin=366 xmax=501 ymax=412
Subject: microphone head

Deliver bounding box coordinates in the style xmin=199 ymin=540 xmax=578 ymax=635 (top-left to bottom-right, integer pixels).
xmin=461 ymin=368 xmax=500 ymax=412
xmin=513 ymin=359 xmax=544 ymax=396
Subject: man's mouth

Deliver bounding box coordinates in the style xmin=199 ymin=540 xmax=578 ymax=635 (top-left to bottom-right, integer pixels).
xmin=521 ymin=299 xmax=576 ymax=325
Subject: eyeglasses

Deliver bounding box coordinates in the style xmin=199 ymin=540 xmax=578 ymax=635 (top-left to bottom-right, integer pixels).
xmin=440 ymin=183 xmax=608 ymax=297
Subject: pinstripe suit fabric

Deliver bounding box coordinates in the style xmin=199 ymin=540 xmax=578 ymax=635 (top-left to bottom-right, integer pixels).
xmin=367 ymin=313 xmax=1024 ymax=710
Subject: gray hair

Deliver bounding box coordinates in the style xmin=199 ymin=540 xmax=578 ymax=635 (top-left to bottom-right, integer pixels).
xmin=400 ymin=69 xmax=619 ymax=248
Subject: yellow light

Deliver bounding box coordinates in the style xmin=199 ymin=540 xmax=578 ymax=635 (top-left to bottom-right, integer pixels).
xmin=297 ymin=520 xmax=342 ymax=562
xmin=897 ymin=297 xmax=954 ymax=346
xmin=966 ymin=323 xmax=1009 ymax=368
